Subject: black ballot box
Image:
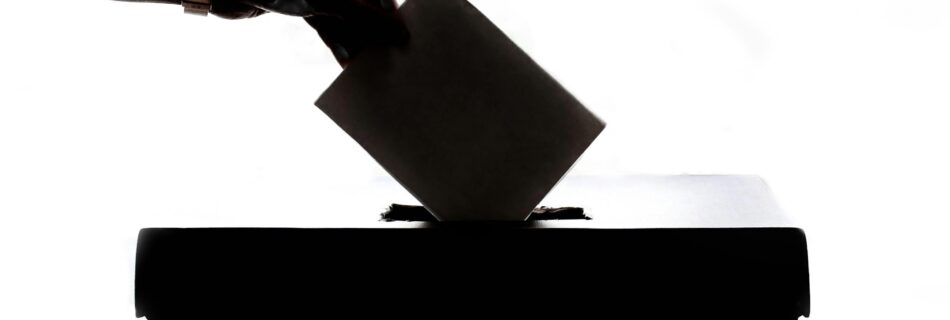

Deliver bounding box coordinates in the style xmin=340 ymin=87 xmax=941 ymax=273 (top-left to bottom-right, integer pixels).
xmin=134 ymin=176 xmax=810 ymax=319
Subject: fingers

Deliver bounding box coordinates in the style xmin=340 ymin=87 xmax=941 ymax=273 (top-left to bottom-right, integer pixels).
xmin=304 ymin=0 xmax=408 ymax=66
xmin=240 ymin=0 xmax=320 ymax=17
xmin=205 ymin=0 xmax=408 ymax=66
xmin=210 ymin=0 xmax=268 ymax=19
xmin=212 ymin=0 xmax=320 ymax=19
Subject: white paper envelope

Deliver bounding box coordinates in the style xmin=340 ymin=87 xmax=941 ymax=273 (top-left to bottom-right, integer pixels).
xmin=316 ymin=0 xmax=605 ymax=221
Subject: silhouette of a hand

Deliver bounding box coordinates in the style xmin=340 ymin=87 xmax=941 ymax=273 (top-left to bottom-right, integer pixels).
xmin=118 ymin=0 xmax=407 ymax=65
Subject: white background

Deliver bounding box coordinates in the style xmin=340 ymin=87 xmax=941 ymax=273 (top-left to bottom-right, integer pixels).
xmin=2 ymin=0 xmax=949 ymax=318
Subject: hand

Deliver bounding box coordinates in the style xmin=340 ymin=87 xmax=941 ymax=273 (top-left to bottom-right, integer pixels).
xmin=302 ymin=0 xmax=408 ymax=66
xmin=208 ymin=0 xmax=317 ymax=19
xmin=117 ymin=0 xmax=407 ymax=66
xmin=222 ymin=0 xmax=409 ymax=65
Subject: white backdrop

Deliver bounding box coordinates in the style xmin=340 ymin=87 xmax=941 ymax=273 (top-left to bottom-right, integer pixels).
xmin=2 ymin=0 xmax=949 ymax=318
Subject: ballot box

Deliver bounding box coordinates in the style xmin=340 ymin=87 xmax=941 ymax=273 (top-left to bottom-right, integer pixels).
xmin=135 ymin=175 xmax=810 ymax=319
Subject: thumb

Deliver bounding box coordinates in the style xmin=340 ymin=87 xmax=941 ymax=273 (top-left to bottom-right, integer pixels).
xmin=211 ymin=0 xmax=267 ymax=19
xmin=239 ymin=0 xmax=320 ymax=16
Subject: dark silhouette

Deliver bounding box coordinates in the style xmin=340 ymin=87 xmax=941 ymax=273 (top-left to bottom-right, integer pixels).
xmin=381 ymin=204 xmax=591 ymax=222
xmin=115 ymin=0 xmax=409 ymax=65
xmin=120 ymin=1 xmax=811 ymax=318
xmin=136 ymin=227 xmax=810 ymax=318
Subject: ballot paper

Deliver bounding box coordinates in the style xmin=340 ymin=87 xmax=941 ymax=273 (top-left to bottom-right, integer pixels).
xmin=316 ymin=0 xmax=605 ymax=221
